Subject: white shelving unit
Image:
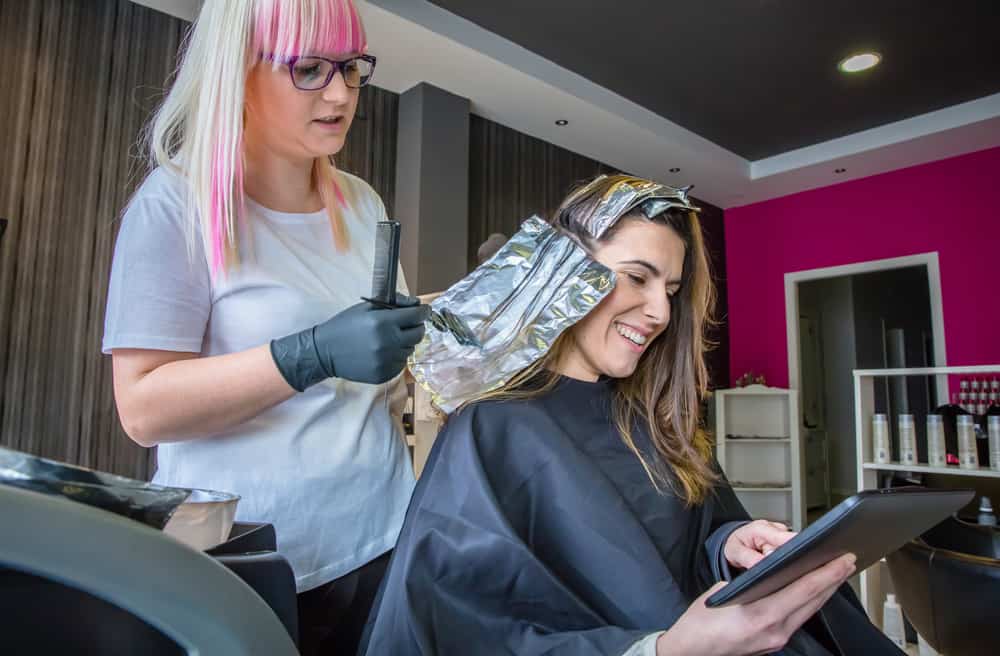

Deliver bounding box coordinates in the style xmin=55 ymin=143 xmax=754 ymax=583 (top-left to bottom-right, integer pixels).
xmin=716 ymin=386 xmax=805 ymax=532
xmin=854 ymin=364 xmax=1000 ymax=628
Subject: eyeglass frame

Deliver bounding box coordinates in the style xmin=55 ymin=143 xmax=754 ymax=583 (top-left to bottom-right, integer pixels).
xmin=264 ymin=53 xmax=377 ymax=91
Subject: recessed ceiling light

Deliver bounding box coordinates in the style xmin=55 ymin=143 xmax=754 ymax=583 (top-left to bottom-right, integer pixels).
xmin=835 ymin=168 xmax=847 ymax=173
xmin=838 ymin=52 xmax=881 ymax=73
xmin=554 ymin=119 xmax=569 ymax=126
xmin=669 ymin=167 xmax=681 ymax=173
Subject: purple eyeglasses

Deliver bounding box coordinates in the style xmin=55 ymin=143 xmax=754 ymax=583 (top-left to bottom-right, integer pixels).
xmin=267 ymin=54 xmax=377 ymax=91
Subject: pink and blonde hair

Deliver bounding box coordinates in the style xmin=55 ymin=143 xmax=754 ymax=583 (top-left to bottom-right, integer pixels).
xmin=149 ymin=0 xmax=367 ymax=275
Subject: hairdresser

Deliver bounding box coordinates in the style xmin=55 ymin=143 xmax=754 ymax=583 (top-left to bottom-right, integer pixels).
xmin=101 ymin=1 xmax=426 ymax=653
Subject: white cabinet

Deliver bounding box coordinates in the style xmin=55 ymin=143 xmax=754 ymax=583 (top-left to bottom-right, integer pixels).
xmin=715 ymin=386 xmax=805 ymax=531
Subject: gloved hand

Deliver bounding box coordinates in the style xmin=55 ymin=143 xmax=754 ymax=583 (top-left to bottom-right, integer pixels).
xmin=270 ymin=294 xmax=430 ymax=390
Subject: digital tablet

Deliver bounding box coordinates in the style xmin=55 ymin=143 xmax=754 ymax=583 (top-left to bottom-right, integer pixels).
xmin=705 ymin=487 xmax=974 ymax=607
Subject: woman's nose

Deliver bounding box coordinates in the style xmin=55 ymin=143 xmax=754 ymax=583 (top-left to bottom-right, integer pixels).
xmin=643 ymin=290 xmax=670 ymax=325
xmin=322 ymin=70 xmax=351 ymax=104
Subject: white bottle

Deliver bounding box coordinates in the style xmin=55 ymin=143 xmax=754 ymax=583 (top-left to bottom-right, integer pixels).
xmin=918 ymin=633 xmax=939 ymax=656
xmin=882 ymin=593 xmax=906 ymax=649
xmin=990 ymin=416 xmax=1000 ymax=472
xmin=927 ymin=414 xmax=946 ymax=467
xmin=978 ymin=496 xmax=997 ymax=527
xmin=957 ymin=415 xmax=979 ymax=469
xmin=873 ymin=413 xmax=891 ymax=464
xmin=898 ymin=414 xmax=917 ymax=466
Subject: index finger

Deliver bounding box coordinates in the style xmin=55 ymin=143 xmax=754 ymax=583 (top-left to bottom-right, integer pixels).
xmin=751 ymin=524 xmax=796 ymax=553
xmin=386 ymin=303 xmax=431 ymax=328
xmin=761 ymin=525 xmax=797 ymax=548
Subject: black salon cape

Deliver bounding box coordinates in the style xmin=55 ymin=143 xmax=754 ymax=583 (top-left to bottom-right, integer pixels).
xmin=360 ymin=377 xmax=902 ymax=655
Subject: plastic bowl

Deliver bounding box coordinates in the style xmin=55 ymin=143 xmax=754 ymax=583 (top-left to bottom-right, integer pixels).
xmin=162 ymin=488 xmax=240 ymax=551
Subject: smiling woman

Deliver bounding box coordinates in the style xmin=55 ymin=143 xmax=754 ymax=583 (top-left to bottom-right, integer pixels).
xmin=360 ymin=175 xmax=903 ymax=656
xmin=459 ymin=175 xmax=719 ymax=500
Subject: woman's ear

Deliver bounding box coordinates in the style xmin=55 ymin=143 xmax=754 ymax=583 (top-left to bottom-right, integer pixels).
xmin=244 ymin=64 xmax=262 ymax=114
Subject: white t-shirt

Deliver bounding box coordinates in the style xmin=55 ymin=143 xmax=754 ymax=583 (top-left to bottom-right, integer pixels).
xmin=103 ymin=167 xmax=416 ymax=591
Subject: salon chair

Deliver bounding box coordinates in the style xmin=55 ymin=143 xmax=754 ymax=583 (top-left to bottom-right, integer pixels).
xmin=0 ymin=484 xmax=300 ymax=655
xmin=886 ymin=517 xmax=1000 ymax=656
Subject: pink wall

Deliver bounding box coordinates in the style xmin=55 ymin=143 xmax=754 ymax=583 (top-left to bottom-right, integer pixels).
xmin=725 ymin=146 xmax=1000 ymax=388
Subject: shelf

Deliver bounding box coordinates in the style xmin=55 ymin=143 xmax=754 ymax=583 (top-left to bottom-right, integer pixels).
xmin=862 ymin=462 xmax=1000 ymax=479
xmin=854 ymin=365 xmax=1000 ymax=378
xmin=853 ymin=363 xmax=1000 ymax=625
xmin=725 ymin=438 xmax=791 ymax=444
xmin=716 ymin=386 xmax=803 ymax=532
xmin=733 ymin=486 xmax=792 ymax=492
xmin=715 ymin=384 xmax=791 ymax=396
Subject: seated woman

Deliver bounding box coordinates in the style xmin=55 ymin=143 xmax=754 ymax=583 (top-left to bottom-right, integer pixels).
xmin=360 ymin=175 xmax=900 ymax=656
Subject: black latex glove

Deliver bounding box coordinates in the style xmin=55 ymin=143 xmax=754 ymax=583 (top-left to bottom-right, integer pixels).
xmin=270 ymin=294 xmax=430 ymax=390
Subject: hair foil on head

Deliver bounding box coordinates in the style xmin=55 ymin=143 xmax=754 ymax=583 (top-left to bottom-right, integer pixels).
xmin=569 ymin=175 xmax=700 ymax=239
xmin=409 ymin=217 xmax=612 ymax=412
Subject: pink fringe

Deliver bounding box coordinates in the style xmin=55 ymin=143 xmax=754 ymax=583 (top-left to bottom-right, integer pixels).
xmin=253 ymin=0 xmax=367 ymax=58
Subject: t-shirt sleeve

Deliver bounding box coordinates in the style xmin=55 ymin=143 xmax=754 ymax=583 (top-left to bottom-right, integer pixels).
xmin=621 ymin=632 xmax=664 ymax=656
xmin=102 ymin=193 xmax=211 ymax=355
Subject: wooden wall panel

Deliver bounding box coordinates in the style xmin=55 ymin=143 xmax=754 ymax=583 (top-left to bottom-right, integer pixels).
xmin=0 ymin=0 xmax=186 ymax=478
xmin=0 ymin=0 xmax=400 ymax=479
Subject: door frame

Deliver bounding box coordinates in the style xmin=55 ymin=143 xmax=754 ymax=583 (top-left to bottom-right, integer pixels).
xmin=784 ymin=252 xmax=947 ymax=404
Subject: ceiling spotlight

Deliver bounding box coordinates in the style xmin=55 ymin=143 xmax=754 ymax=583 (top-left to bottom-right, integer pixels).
xmin=838 ymin=52 xmax=881 ymax=73
xmin=669 ymin=167 xmax=681 ymax=173
xmin=834 ymin=168 xmax=847 ymax=173
xmin=554 ymin=119 xmax=569 ymax=126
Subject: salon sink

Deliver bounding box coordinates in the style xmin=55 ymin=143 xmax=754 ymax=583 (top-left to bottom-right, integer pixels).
xmin=886 ymin=517 xmax=1000 ymax=656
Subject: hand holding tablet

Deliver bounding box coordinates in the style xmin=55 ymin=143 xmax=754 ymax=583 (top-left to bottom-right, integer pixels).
xmin=707 ymin=487 xmax=974 ymax=607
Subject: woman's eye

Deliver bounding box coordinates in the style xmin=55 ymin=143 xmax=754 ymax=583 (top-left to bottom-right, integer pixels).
xmin=295 ymin=64 xmax=322 ymax=79
xmin=626 ymin=274 xmax=645 ymax=285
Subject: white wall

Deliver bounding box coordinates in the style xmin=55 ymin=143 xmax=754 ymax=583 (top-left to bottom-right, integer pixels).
xmin=130 ymin=0 xmax=199 ymax=21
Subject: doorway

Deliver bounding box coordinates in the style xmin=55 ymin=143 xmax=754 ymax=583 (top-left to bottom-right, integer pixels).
xmin=785 ymin=254 xmax=947 ymax=519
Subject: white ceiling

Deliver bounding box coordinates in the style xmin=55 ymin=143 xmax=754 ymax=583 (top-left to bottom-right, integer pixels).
xmin=133 ymin=0 xmax=1000 ymax=209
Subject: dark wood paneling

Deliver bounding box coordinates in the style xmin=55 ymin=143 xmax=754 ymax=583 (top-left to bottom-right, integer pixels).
xmin=0 ymin=0 xmax=186 ymax=479
xmin=339 ymin=85 xmax=399 ymax=215
xmin=468 ymin=114 xmax=729 ymax=389
xmin=697 ymin=202 xmax=730 ymax=391
xmin=467 ymin=115 xmax=615 ymax=268
xmin=0 ymin=0 xmax=400 ymax=479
